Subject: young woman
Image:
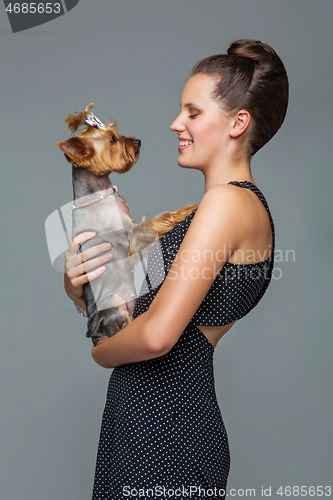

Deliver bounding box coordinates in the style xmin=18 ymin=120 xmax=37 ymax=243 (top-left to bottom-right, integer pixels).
xmin=64 ymin=39 xmax=288 ymax=499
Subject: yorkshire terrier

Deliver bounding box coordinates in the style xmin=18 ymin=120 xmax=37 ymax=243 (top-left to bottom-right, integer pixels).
xmin=57 ymin=103 xmax=197 ymax=347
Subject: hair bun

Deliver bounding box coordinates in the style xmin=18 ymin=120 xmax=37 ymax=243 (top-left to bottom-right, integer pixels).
xmin=227 ymin=39 xmax=278 ymax=62
xmin=190 ymin=39 xmax=288 ymax=156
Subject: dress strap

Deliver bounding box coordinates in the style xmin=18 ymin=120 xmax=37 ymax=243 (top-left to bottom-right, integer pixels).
xmin=227 ymin=180 xmax=275 ymax=249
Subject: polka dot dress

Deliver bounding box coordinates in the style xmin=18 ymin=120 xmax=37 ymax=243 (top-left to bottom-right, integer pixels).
xmin=92 ymin=181 xmax=275 ymax=499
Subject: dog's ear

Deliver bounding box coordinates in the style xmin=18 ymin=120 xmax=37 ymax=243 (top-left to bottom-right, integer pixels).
xmin=57 ymin=138 xmax=93 ymax=164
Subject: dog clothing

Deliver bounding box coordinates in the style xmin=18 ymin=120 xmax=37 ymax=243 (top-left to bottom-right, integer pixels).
xmin=91 ymin=181 xmax=275 ymax=499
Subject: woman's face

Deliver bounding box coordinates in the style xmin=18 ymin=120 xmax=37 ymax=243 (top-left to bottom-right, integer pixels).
xmin=170 ymin=73 xmax=232 ymax=171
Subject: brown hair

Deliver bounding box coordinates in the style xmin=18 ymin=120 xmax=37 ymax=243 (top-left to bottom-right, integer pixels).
xmin=190 ymin=39 xmax=289 ymax=156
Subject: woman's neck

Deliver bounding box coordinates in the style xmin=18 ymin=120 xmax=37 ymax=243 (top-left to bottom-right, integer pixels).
xmin=203 ymin=158 xmax=254 ymax=192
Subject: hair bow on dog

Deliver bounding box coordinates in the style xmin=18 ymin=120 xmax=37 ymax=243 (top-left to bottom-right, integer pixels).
xmin=85 ymin=113 xmax=107 ymax=130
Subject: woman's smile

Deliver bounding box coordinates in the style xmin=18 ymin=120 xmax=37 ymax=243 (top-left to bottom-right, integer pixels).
xmin=178 ymin=137 xmax=194 ymax=151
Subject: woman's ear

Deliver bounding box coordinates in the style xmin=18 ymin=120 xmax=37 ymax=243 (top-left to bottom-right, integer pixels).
xmin=229 ymin=110 xmax=252 ymax=138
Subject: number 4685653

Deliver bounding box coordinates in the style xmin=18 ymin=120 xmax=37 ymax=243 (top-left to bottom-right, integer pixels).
xmin=5 ymin=3 xmax=61 ymax=14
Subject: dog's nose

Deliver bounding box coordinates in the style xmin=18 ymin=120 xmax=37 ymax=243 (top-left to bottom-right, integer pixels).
xmin=134 ymin=139 xmax=141 ymax=147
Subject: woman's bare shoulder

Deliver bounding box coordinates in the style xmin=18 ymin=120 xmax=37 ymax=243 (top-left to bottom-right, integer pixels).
xmin=202 ymin=182 xmax=267 ymax=219
xmin=193 ymin=183 xmax=265 ymax=250
xmin=197 ymin=183 xmax=250 ymax=220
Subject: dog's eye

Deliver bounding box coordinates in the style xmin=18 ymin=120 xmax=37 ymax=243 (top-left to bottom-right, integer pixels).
xmin=110 ymin=135 xmax=119 ymax=144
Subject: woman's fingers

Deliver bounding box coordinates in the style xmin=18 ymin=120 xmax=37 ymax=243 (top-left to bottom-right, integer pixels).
xmin=65 ymin=231 xmax=113 ymax=286
xmin=69 ymin=265 xmax=107 ymax=288
xmin=67 ymin=250 xmax=113 ymax=279
xmin=66 ymin=231 xmax=97 ymax=259
xmin=80 ymin=241 xmax=112 ymax=264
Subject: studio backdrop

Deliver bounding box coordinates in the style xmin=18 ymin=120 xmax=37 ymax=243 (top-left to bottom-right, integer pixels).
xmin=1 ymin=1 xmax=332 ymax=499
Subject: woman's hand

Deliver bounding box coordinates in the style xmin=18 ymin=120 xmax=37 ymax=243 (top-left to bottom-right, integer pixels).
xmin=64 ymin=231 xmax=113 ymax=308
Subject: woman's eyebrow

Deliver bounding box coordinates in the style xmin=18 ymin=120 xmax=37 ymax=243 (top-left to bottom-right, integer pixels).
xmin=180 ymin=102 xmax=198 ymax=108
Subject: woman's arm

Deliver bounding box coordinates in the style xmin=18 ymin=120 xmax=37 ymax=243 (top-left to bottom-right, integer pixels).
xmin=91 ymin=184 xmax=250 ymax=369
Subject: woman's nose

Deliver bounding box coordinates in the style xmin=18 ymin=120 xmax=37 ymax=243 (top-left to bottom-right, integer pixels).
xmin=170 ymin=114 xmax=185 ymax=134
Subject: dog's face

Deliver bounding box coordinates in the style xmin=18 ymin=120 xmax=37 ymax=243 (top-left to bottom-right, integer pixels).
xmin=57 ymin=105 xmax=141 ymax=176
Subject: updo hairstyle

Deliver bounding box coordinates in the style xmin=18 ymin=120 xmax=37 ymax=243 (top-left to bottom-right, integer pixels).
xmin=190 ymin=39 xmax=289 ymax=157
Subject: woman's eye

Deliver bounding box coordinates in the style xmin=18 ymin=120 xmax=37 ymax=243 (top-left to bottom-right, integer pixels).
xmin=189 ymin=114 xmax=198 ymax=119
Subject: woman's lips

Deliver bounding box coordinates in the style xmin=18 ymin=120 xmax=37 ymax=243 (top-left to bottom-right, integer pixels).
xmin=178 ymin=138 xmax=193 ymax=152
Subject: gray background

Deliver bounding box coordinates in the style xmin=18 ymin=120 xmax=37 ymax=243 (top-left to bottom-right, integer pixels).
xmin=1 ymin=0 xmax=332 ymax=499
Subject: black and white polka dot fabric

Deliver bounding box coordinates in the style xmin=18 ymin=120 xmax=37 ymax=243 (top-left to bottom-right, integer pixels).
xmin=92 ymin=181 xmax=275 ymax=499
